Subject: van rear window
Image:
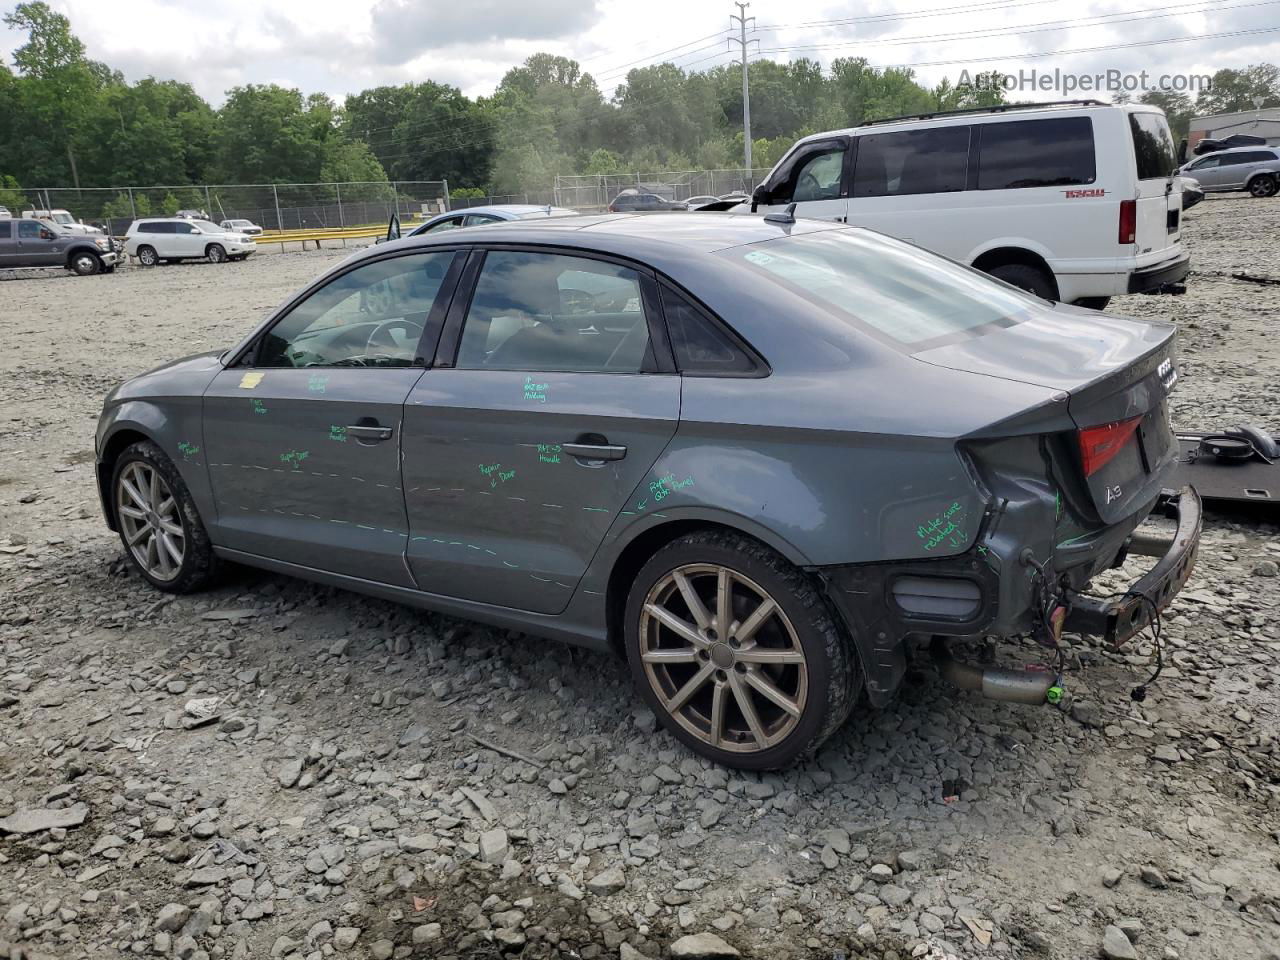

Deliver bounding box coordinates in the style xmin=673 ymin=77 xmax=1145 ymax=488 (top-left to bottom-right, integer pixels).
xmin=1130 ymin=112 xmax=1177 ymax=180
xmin=977 ymin=117 xmax=1095 ymax=189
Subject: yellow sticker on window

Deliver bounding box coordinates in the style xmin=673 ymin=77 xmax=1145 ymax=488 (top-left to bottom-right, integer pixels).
xmin=238 ymin=372 xmax=264 ymax=389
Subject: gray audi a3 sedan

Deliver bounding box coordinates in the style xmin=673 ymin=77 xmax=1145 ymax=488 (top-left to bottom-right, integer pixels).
xmin=96 ymin=213 xmax=1200 ymax=769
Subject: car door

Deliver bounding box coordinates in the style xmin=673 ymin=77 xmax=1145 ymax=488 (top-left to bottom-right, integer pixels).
xmin=15 ymin=219 xmax=64 ymax=265
xmin=756 ymin=138 xmax=851 ymax=221
xmin=402 ymin=247 xmax=680 ymax=614
xmin=1187 ymin=155 xmax=1226 ymax=189
xmin=172 ymin=220 xmax=201 ymax=257
xmin=201 ymin=248 xmax=462 ymax=586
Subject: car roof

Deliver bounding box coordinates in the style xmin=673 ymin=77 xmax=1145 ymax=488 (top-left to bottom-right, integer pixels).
xmin=1194 ymin=145 xmax=1279 ymax=156
xmin=444 ymin=204 xmax=574 ymax=219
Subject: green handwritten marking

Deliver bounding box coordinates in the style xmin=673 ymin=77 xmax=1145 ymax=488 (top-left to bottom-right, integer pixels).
xmin=1057 ymin=533 xmax=1092 ymax=548
xmin=647 ymin=474 xmax=695 ymax=504
xmin=479 ymin=463 xmax=517 ymax=489
xmin=329 ymin=425 xmax=347 ymax=442
xmin=536 ymin=443 xmax=562 ymax=464
xmin=503 ymin=561 xmax=519 ymax=568
xmin=977 ymin=545 xmax=989 ymax=556
xmin=523 ymin=376 xmax=548 ymax=404
xmin=251 ymin=399 xmax=268 ymax=415
xmin=1054 ymin=491 xmax=1063 ymax=521
xmin=308 ymin=373 xmax=328 ymax=394
xmin=177 ymin=441 xmax=200 ymax=461
xmin=583 ymin=507 xmax=609 ymax=513
xmin=636 ymin=498 xmax=648 ymax=511
xmin=280 ymin=449 xmax=310 ymax=469
xmin=916 ymin=501 xmax=966 ymax=552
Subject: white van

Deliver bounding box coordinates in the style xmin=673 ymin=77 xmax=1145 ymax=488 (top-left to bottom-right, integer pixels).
xmin=747 ymin=100 xmax=1189 ymax=309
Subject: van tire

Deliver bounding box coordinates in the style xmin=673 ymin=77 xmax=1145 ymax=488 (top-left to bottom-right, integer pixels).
xmin=987 ymin=263 xmax=1056 ymax=300
xmin=1074 ymin=296 xmax=1111 ymax=310
xmin=1249 ymin=174 xmax=1278 ymax=198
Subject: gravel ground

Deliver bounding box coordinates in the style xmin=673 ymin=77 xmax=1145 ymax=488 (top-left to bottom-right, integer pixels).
xmin=1 ymin=197 xmax=1279 ymax=960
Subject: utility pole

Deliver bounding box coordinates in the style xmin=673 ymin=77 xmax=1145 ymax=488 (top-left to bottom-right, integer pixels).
xmin=729 ymin=3 xmax=758 ymax=176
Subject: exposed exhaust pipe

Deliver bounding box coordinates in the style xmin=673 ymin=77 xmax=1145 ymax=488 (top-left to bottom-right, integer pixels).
xmin=931 ymin=638 xmax=1056 ymax=705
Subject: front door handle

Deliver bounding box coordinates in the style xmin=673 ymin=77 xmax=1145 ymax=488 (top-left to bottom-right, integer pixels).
xmin=563 ymin=442 xmax=627 ymax=462
xmin=346 ymin=424 xmax=393 ymax=443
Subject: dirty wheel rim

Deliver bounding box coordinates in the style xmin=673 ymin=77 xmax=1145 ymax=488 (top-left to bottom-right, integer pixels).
xmin=1251 ymin=177 xmax=1276 ymax=197
xmin=116 ymin=461 xmax=185 ymax=581
xmin=208 ymin=245 xmax=226 ymax=263
xmin=640 ymin=563 xmax=808 ymax=754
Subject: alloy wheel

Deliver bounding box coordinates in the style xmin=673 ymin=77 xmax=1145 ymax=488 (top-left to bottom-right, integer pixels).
xmin=1251 ymin=176 xmax=1277 ymax=198
xmin=138 ymin=246 xmax=158 ymax=266
xmin=71 ymin=253 xmax=99 ymax=275
xmin=207 ymin=244 xmax=227 ymax=263
xmin=116 ymin=461 xmax=185 ymax=581
xmin=639 ymin=563 xmax=808 ymax=754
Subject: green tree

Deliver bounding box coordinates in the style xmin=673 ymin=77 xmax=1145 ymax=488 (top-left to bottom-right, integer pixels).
xmin=1195 ymin=64 xmax=1280 ymax=116
xmin=0 ymin=174 xmax=27 ymax=211
xmin=213 ymin=84 xmax=324 ymax=183
xmin=1141 ymin=90 xmax=1194 ymax=141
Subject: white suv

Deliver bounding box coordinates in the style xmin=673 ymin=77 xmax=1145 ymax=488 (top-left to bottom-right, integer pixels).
xmin=747 ymin=100 xmax=1189 ymax=309
xmin=125 ymin=218 xmax=256 ymax=266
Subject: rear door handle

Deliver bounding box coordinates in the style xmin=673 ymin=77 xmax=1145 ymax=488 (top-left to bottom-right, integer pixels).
xmin=562 ymin=442 xmax=627 ymax=462
xmin=346 ymin=424 xmax=393 ymax=443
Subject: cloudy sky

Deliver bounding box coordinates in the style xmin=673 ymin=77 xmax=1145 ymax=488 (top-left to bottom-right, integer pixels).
xmin=2 ymin=0 xmax=1277 ymax=106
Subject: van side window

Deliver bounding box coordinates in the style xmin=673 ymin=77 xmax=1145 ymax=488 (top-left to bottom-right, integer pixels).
xmin=768 ymin=140 xmax=847 ymax=204
xmin=1129 ymin=112 xmax=1177 ymax=180
xmin=977 ymin=117 xmax=1095 ymax=189
xmin=853 ymin=126 xmax=970 ymax=197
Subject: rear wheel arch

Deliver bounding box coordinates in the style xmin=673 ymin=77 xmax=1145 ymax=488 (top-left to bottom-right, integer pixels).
xmin=971 ymin=247 xmax=1060 ymax=300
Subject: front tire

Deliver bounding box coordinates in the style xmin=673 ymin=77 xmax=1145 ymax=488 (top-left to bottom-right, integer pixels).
xmin=111 ymin=440 xmax=217 ymax=593
xmin=206 ymin=243 xmax=228 ymax=264
xmin=624 ymin=531 xmax=860 ymax=770
xmin=988 ymin=263 xmax=1057 ymax=300
xmin=1249 ymin=174 xmax=1278 ymax=198
xmin=136 ymin=245 xmax=159 ymax=267
xmin=69 ymin=252 xmax=102 ymax=276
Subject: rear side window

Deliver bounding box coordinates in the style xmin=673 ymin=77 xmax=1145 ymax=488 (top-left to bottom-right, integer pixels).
xmin=0 ymin=221 xmax=9 ymax=238
xmin=853 ymin=126 xmax=970 ymax=197
xmin=138 ymin=221 xmax=173 ymax=234
xmin=977 ymin=117 xmax=1096 ymax=189
xmin=1130 ymin=112 xmax=1177 ymax=180
xmin=660 ymin=286 xmax=760 ymax=376
xmin=1239 ymin=150 xmax=1277 ymax=164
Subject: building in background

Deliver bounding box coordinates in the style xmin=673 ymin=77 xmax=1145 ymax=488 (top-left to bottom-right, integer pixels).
xmin=1189 ymin=109 xmax=1280 ymax=148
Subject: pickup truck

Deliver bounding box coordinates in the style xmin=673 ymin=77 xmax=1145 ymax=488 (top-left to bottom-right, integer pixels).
xmin=0 ymin=218 xmax=119 ymax=275
xmin=21 ymin=208 xmax=105 ymax=236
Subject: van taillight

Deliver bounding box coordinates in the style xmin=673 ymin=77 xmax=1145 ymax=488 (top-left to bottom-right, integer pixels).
xmin=1078 ymin=416 xmax=1142 ymax=477
xmin=1118 ymin=199 xmax=1136 ymax=244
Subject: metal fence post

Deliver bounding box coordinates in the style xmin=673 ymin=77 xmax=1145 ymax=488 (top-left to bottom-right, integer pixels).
xmin=204 ymin=185 xmax=212 ymax=216
xmin=272 ymin=184 xmax=283 ymax=231
xmin=442 ymin=179 xmax=450 ymax=212
xmin=392 ymin=181 xmax=400 ymax=221
xmin=335 ymin=182 xmax=344 ymax=228
xmin=127 ymin=187 xmax=136 ymax=219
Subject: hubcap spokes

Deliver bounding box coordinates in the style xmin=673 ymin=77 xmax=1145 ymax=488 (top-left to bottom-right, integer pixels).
xmin=117 ymin=462 xmax=184 ymax=581
xmin=640 ymin=563 xmax=807 ymax=754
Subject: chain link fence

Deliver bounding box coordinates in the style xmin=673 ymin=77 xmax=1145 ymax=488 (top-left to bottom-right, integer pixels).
xmin=19 ymin=181 xmax=450 ymax=236
xmin=553 ymin=169 xmax=771 ymax=212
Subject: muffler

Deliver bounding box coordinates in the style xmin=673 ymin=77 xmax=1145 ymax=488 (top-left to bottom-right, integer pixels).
xmin=931 ymin=638 xmax=1056 ymax=705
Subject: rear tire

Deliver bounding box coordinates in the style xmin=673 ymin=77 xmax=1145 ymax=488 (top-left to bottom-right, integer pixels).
xmin=111 ymin=440 xmax=217 ymax=594
xmin=624 ymin=530 xmax=861 ymax=770
xmin=988 ymin=263 xmax=1057 ymax=300
xmin=1073 ymin=296 xmax=1112 ymax=310
xmin=206 ymin=243 xmax=228 ymax=264
xmin=69 ymin=252 xmax=101 ymax=276
xmin=1249 ymin=174 xmax=1278 ymax=198
xmin=136 ymin=245 xmax=158 ymax=267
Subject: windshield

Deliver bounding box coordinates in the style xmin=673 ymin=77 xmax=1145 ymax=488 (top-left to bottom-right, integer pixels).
xmin=721 ymin=229 xmax=1037 ymax=346
xmin=193 ymin=220 xmax=225 ymax=233
xmin=53 ymin=212 xmax=74 ymax=224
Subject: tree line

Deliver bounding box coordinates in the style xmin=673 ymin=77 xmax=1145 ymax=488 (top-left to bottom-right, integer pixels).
xmin=3 ymin=0 xmax=1280 ymax=213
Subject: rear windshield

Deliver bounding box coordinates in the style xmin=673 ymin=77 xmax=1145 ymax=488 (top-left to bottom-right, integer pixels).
xmin=722 ymin=229 xmax=1036 ymax=346
xmin=1130 ymin=112 xmax=1177 ymax=180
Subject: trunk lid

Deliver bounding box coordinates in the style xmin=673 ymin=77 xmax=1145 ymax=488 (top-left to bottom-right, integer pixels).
xmin=913 ymin=305 xmax=1179 ymax=522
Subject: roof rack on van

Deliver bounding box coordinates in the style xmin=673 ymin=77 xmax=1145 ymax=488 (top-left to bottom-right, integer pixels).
xmin=860 ymin=99 xmax=1107 ymax=128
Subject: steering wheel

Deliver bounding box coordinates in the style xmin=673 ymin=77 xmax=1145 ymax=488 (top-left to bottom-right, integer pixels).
xmin=797 ymin=171 xmax=821 ymax=200
xmin=560 ymin=288 xmax=593 ymax=314
xmin=365 ymin=317 xmax=424 ymax=357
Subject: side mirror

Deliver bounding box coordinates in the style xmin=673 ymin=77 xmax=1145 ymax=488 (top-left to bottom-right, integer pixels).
xmin=39 ymin=228 xmax=54 ymax=240
xmin=750 ymin=185 xmax=771 ymax=212
xmin=386 ymin=214 xmax=401 ymax=242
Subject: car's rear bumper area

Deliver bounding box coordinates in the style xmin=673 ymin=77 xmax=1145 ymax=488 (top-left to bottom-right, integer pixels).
xmin=1064 ymin=485 xmax=1201 ymax=644
xmin=1128 ymin=251 xmax=1191 ymax=294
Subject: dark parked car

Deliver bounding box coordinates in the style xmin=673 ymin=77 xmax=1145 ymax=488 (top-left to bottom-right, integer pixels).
xmin=608 ymin=189 xmax=686 ymax=212
xmin=0 ymin=217 xmax=119 ymax=275
xmin=95 ymin=214 xmax=1199 ymax=769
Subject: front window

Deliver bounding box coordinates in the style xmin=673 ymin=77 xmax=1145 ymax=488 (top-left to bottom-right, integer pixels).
xmin=192 ymin=220 xmax=224 ymax=233
xmin=53 ymin=212 xmax=74 ymax=224
xmin=722 ymin=230 xmax=1036 ymax=347
xmin=257 ymin=252 xmax=454 ymax=367
xmin=792 ymin=149 xmax=845 ymax=201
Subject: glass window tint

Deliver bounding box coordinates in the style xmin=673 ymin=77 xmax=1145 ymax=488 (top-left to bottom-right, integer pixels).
xmin=978 ymin=117 xmax=1095 ymax=189
xmin=425 ymin=216 xmax=463 ymax=232
xmin=258 ymin=252 xmax=453 ymax=368
xmin=853 ymin=126 xmax=970 ymax=197
xmin=792 ymin=149 xmax=845 ymax=201
xmin=723 ymin=230 xmax=1036 ymax=347
xmin=661 ymin=286 xmax=758 ymax=375
xmin=457 ymin=251 xmax=651 ymax=373
xmin=18 ymin=220 xmax=42 ymax=238
xmin=463 ymin=214 xmax=499 ymax=226
xmin=1130 ymin=112 xmax=1177 ymax=180
xmin=1190 ymin=156 xmax=1220 ymax=170
xmin=0 ymin=221 xmax=11 ymax=238
xmin=1237 ymin=151 xmax=1276 ymax=164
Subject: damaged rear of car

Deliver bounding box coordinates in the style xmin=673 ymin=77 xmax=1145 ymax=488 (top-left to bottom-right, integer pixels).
xmin=710 ymin=226 xmax=1199 ymax=712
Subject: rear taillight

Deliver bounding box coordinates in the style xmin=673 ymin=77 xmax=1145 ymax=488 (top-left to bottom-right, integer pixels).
xmin=1078 ymin=416 xmax=1142 ymax=477
xmin=1118 ymin=199 xmax=1136 ymax=244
